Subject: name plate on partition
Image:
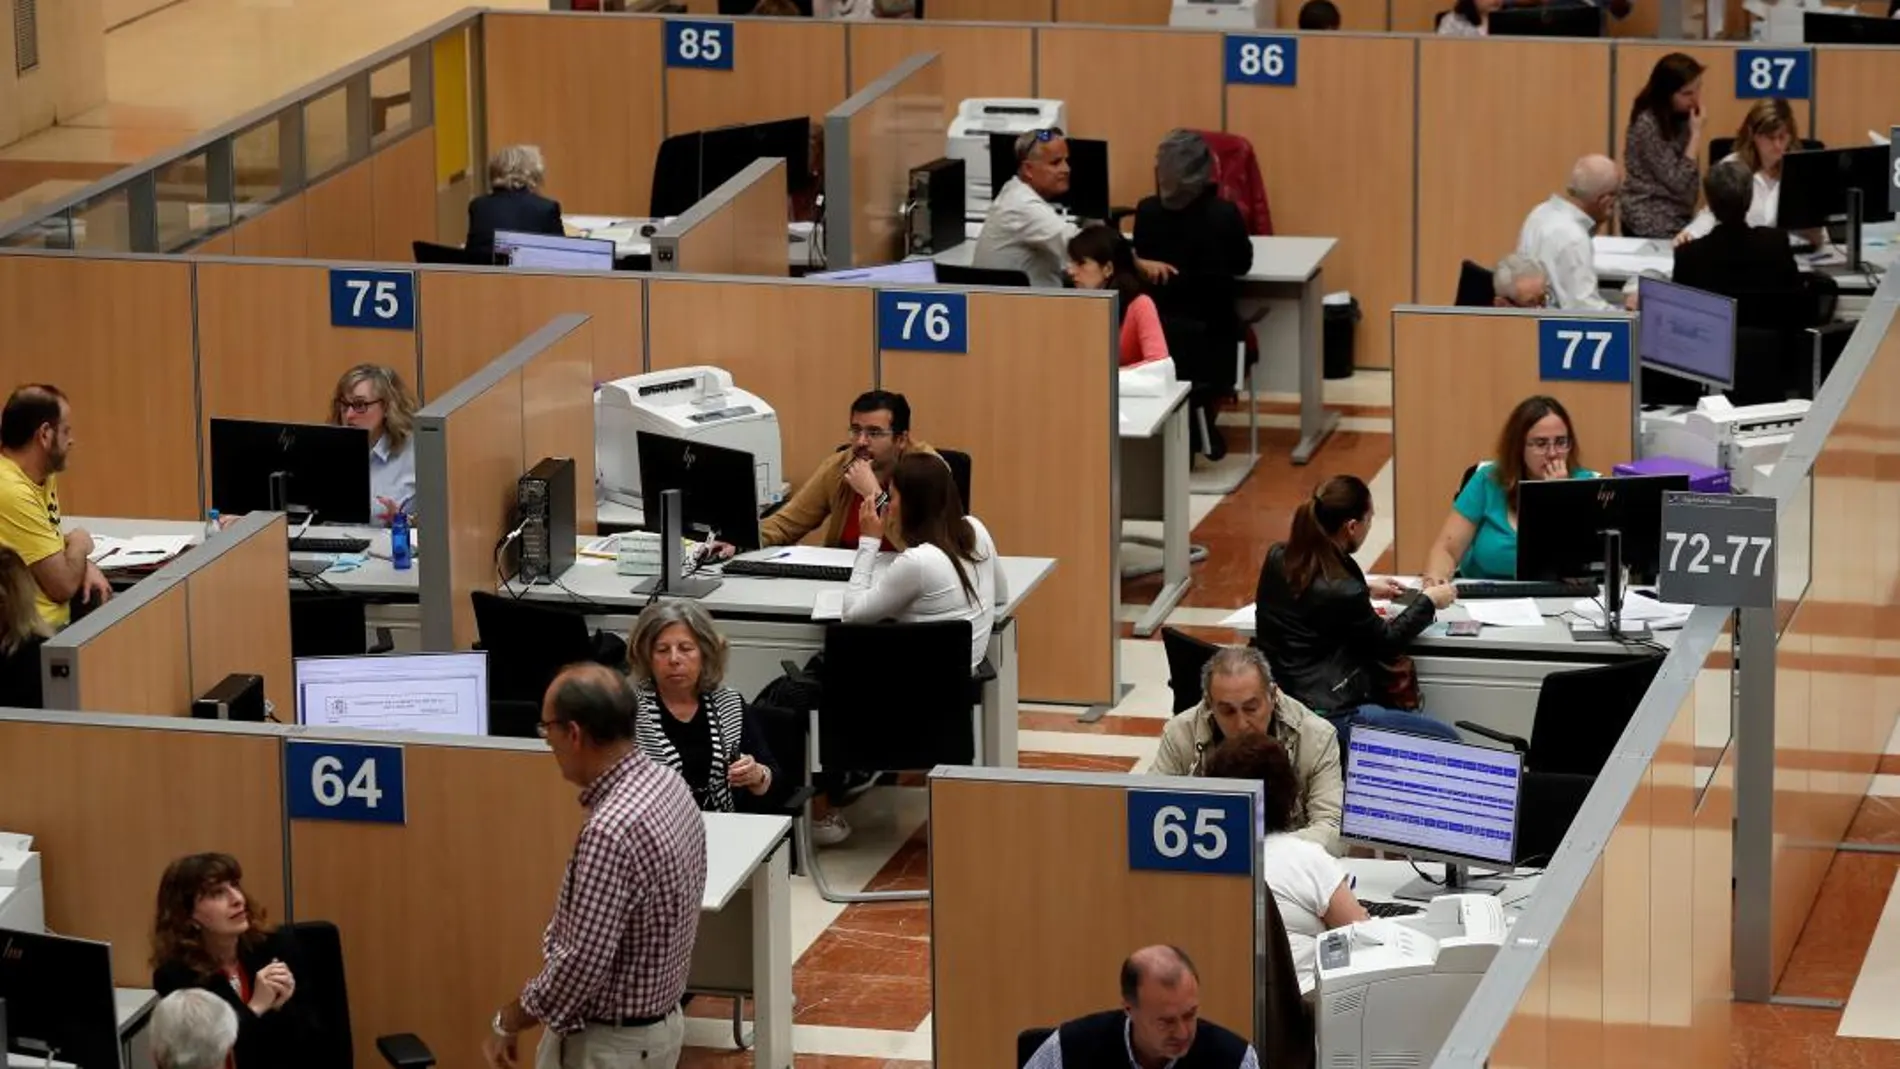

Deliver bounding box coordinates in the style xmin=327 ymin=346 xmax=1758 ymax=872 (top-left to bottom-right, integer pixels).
xmin=1656 ymin=492 xmax=1778 ymax=609
xmin=1735 ymin=49 xmax=1810 ymax=100
xmin=328 ymin=269 xmax=415 ymax=330
xmin=1127 ymin=790 xmax=1252 ymax=875
xmin=286 ymin=740 xmax=407 ymax=824
xmin=877 ymin=291 xmax=967 ymax=352
xmin=1224 ymin=35 xmax=1297 ymax=86
xmin=666 ymin=21 xmax=732 ymax=70
xmin=1537 ymin=319 xmax=1630 ymax=383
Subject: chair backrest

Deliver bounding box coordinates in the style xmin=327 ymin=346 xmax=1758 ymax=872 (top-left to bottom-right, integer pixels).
xmin=290 ymin=593 xmax=369 ymax=657
xmin=936 ymin=263 xmax=1030 ymax=287
xmin=1160 ymin=627 xmax=1218 ymax=713
xmin=1526 ymin=655 xmax=1663 ymax=775
xmin=938 ymin=448 xmax=973 ymax=514
xmin=818 ymin=620 xmax=975 ymax=770
xmin=1455 ymin=260 xmax=1495 ymax=307
xmin=1516 ymin=769 xmax=1596 ymax=865
xmin=1192 ymin=129 xmax=1274 ymax=236
xmin=285 ymin=920 xmax=356 ymax=1069
xmin=412 ymin=240 xmax=477 ymax=265
xmin=1017 ymin=1027 xmax=1056 ymax=1068
xmin=1456 ymin=462 xmax=1479 ymax=501
xmin=470 ymin=592 xmax=598 ymax=705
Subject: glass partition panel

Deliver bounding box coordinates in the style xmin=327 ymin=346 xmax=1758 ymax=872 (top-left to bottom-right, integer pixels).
xmin=370 ymin=55 xmax=414 ymax=145
xmin=154 ymin=152 xmax=216 ymax=251
xmin=304 ymin=85 xmax=351 ymax=180
xmin=234 ymin=118 xmax=285 ymax=207
xmin=1 ymin=216 xmax=62 ymax=249
xmin=72 ymin=190 xmax=133 ymax=252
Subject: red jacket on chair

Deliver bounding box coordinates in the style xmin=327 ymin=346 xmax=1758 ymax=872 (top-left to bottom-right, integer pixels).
xmin=1195 ymin=130 xmax=1273 ymax=237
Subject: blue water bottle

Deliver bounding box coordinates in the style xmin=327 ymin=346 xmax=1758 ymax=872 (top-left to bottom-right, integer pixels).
xmin=391 ymin=512 xmax=413 ymax=571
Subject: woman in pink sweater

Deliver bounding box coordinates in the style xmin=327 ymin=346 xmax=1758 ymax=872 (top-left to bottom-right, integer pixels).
xmin=1067 ymin=225 xmax=1170 ymax=368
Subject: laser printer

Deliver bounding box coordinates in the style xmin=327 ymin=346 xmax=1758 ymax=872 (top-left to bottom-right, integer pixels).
xmin=1169 ymin=0 xmax=1274 ymax=29
xmin=0 ymin=832 xmax=44 ymax=933
xmin=595 ymin=367 xmax=782 ymax=510
xmin=1640 ymin=395 xmax=1808 ymax=494
xmin=946 ymin=98 xmax=1068 ymax=223
xmin=1316 ymin=894 xmax=1508 ymax=1069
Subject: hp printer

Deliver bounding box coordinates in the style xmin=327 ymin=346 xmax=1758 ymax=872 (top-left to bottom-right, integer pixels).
xmin=596 ymin=367 xmax=782 ymax=509
xmin=1169 ymin=0 xmax=1275 ymax=29
xmin=1641 ymin=395 xmax=1808 ymax=493
xmin=946 ymin=98 xmax=1067 ymax=223
xmin=0 ymin=832 xmax=43 ymax=933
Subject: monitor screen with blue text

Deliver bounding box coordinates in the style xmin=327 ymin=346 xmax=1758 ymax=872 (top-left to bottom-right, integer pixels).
xmin=494 ymin=230 xmax=616 ymax=272
xmin=295 ymin=651 xmax=489 ymax=736
xmin=1638 ymin=275 xmax=1736 ymax=389
xmin=1339 ymin=726 xmax=1522 ymax=867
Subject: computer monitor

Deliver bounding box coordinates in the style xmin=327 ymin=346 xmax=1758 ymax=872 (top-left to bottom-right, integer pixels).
xmin=701 ymin=117 xmax=813 ymax=198
xmin=1339 ymin=725 xmax=1524 ymax=900
xmin=1517 ymin=474 xmax=1690 ymax=589
xmin=295 ymin=651 xmax=490 ymax=735
xmin=651 ymin=130 xmax=706 ymax=217
xmin=1638 ymin=275 xmax=1736 ymax=390
xmin=0 ymin=929 xmax=119 ymax=1069
xmin=986 ymin=133 xmax=1111 ymax=221
xmin=494 ymin=230 xmax=616 ymax=272
xmin=1803 ymin=9 xmax=1900 ymax=43
xmin=209 ymin=418 xmax=371 ymax=525
xmin=1487 ymin=3 xmax=1603 ymax=36
xmin=808 ymin=260 xmax=938 ymax=284
xmin=1778 ymin=145 xmax=1896 ymax=230
xmin=634 ymin=431 xmax=765 ymax=552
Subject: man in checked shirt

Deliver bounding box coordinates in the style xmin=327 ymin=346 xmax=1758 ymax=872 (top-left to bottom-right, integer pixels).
xmin=484 ymin=663 xmax=708 ymax=1069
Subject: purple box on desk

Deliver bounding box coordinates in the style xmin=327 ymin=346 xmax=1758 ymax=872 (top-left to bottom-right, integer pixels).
xmin=1613 ymin=456 xmax=1730 ymax=493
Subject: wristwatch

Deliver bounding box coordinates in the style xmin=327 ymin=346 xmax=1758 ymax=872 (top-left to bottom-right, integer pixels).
xmin=492 ymin=1010 xmax=513 ymax=1038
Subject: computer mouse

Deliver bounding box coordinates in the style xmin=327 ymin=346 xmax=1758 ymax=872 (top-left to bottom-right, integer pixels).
xmin=639 ymin=224 xmax=658 ymax=237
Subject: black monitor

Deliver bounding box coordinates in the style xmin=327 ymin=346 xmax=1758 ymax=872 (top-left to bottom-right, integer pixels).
xmin=1638 ymin=275 xmax=1737 ymax=391
xmin=986 ymin=133 xmax=1111 ymax=221
xmin=1803 ymin=9 xmax=1900 ymax=43
xmin=209 ymin=418 xmax=372 ymax=525
xmin=634 ymin=432 xmax=764 ymax=552
xmin=702 ymin=117 xmax=813 ymax=198
xmin=1488 ymin=4 xmax=1603 ymax=36
xmin=1779 ymin=146 xmax=1895 ymax=230
xmin=0 ymin=929 xmax=119 ymax=1069
xmin=1517 ymin=474 xmax=1689 ymax=588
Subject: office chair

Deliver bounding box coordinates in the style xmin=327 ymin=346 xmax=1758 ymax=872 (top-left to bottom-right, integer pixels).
xmin=287 ymin=920 xmax=435 ymax=1067
xmin=1455 ymin=260 xmax=1495 ymax=307
xmin=1160 ymin=627 xmax=1219 ymax=714
xmin=290 ymin=593 xmax=394 ymax=657
xmin=935 ymin=263 xmax=1031 ymax=287
xmin=1455 ymin=654 xmax=1662 ymax=777
xmin=938 ymin=448 xmax=973 ymax=513
xmin=1515 ymin=769 xmax=1596 ymax=866
xmin=411 ymin=240 xmax=479 ymax=265
xmin=469 ymin=592 xmax=612 ymax=718
xmin=792 ymin=620 xmax=986 ymax=903
xmin=1456 ymin=462 xmax=1479 ymax=500
xmin=1017 ymin=1028 xmax=1056 ymax=1067
xmin=1708 ymin=136 xmax=1823 ymax=163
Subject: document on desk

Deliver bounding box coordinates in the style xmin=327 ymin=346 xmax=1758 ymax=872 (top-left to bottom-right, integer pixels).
xmin=93 ymin=534 xmax=194 ymax=568
xmin=1462 ymin=598 xmax=1545 ymax=629
xmin=811 ymin=589 xmax=845 ymax=621
xmin=1569 ymin=591 xmax=1692 ymax=630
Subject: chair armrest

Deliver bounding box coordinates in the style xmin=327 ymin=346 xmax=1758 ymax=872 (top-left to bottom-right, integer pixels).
xmin=1454 ymin=720 xmax=1528 ymax=753
xmin=375 ymin=1033 xmax=435 ymax=1068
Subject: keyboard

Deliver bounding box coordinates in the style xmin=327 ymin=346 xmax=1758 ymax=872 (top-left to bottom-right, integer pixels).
xmin=288 ymin=535 xmax=371 ymax=554
xmin=1358 ymin=899 xmax=1423 ymax=918
xmin=722 ymin=558 xmax=852 ymax=583
xmin=1456 ymin=579 xmax=1597 ymax=600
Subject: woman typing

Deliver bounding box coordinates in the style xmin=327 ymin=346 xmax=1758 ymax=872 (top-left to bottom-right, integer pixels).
xmin=327 ymin=364 xmax=420 ymax=527
xmin=627 ymin=601 xmax=781 ymax=813
xmin=1424 ymin=395 xmax=1597 ymax=584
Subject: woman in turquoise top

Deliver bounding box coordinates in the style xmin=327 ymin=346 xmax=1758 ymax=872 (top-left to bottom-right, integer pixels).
xmin=1423 ymin=396 xmax=1596 ymax=582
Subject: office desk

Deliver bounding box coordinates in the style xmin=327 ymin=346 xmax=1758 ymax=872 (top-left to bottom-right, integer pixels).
xmin=1343 ymin=858 xmax=1540 ymax=915
xmin=1243 ymin=236 xmax=1339 ymax=470
xmin=1594 ymin=224 xmax=1898 ymax=305
xmin=568 ymin=214 xmax=819 ymax=270
xmin=692 ymin=812 xmax=793 ymax=1069
xmin=1120 ymin=382 xmax=1194 ymax=637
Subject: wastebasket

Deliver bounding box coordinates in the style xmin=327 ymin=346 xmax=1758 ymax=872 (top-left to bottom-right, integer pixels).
xmin=1323 ymin=292 xmax=1359 ymax=380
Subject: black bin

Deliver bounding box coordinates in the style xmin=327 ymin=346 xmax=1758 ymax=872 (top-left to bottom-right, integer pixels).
xmin=1323 ymin=296 xmax=1359 ymax=380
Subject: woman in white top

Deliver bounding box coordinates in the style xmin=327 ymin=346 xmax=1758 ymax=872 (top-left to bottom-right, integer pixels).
xmin=1675 ymin=98 xmax=1817 ymax=246
xmin=1436 ymin=0 xmax=1500 ymax=36
xmin=328 ymin=364 xmax=420 ymax=527
xmin=1205 ymin=732 xmax=1367 ymax=995
xmin=842 ymin=451 xmax=1007 ymax=673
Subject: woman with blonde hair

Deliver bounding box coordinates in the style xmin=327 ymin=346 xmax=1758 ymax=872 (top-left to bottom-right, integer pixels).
xmin=1675 ymin=98 xmax=1817 ymax=245
xmin=465 ymin=143 xmax=564 ymax=262
xmin=327 ymin=364 xmax=421 ymax=526
xmin=0 ymin=547 xmax=50 ymax=706
xmin=626 ymin=601 xmax=781 ymax=815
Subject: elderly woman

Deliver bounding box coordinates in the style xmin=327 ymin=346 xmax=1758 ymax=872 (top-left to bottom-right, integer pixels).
xmin=465 ymin=144 xmax=564 ymax=262
xmin=627 ymin=601 xmax=781 ymax=813
xmin=327 ymin=364 xmax=420 ymax=526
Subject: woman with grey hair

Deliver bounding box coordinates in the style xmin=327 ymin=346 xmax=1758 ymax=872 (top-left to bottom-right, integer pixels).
xmin=150 ymin=989 xmax=240 ymax=1069
xmin=465 ymin=143 xmax=564 ymax=263
xmin=627 ymin=601 xmax=781 ymax=814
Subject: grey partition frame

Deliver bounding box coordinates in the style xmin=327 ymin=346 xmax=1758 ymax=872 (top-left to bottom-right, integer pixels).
xmin=651 ymin=156 xmax=787 ymax=272
xmin=822 ymin=51 xmax=940 ymax=271
xmin=39 ymin=510 xmax=284 ymax=708
xmin=413 ymin=313 xmax=592 ymax=651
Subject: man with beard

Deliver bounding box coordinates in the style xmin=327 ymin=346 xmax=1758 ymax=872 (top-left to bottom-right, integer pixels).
xmin=758 ymin=390 xmax=935 ymax=550
xmin=0 ymin=384 xmax=109 ymax=627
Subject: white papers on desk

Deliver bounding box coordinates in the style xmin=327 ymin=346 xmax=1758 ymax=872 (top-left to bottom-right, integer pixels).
xmin=1462 ymin=598 xmax=1545 ymax=628
xmin=1593 ymin=235 xmax=1672 ymax=279
xmin=812 ymin=589 xmax=845 ymax=621
xmin=744 ymin=546 xmax=862 ymax=568
xmin=92 ymin=534 xmax=193 ymax=568
xmin=1218 ymin=604 xmax=1255 ymax=630
xmin=1569 ymin=591 xmax=1693 ymax=630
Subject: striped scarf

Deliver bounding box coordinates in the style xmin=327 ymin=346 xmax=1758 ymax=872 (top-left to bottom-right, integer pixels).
xmin=634 ymin=686 xmax=747 ymax=812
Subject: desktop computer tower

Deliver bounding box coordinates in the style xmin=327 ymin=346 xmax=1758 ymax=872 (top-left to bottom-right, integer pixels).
xmin=908 ymin=157 xmax=966 ymax=255
xmin=517 ymin=457 xmax=577 ymax=584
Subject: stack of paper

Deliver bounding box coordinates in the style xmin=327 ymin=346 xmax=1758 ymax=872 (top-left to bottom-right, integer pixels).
xmin=93 ymin=534 xmax=194 ymax=569
xmin=1462 ymin=598 xmax=1546 ymax=629
xmin=1569 ymin=591 xmax=1693 ymax=630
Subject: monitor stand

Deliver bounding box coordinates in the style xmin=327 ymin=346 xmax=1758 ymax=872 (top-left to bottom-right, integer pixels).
xmin=1845 ymin=187 xmax=1867 ymax=275
xmin=1572 ymin=527 xmax=1649 ymax=643
xmin=630 ymin=488 xmax=721 ymax=599
xmin=1393 ymin=862 xmax=1506 ymax=902
xmin=266 ymin=470 xmax=315 ymax=525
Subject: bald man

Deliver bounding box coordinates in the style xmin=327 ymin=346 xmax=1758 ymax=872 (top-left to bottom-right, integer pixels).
xmin=1516 ymin=154 xmax=1622 ymax=312
xmin=1023 ymin=945 xmax=1258 ymax=1069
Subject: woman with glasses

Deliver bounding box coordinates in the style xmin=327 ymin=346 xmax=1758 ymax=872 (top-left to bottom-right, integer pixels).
xmin=327 ymin=364 xmax=420 ymax=527
xmin=1422 ymin=395 xmax=1596 ymax=584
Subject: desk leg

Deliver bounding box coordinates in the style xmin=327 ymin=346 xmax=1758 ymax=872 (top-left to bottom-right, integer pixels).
xmin=983 ymin=619 xmax=1020 ymax=767
xmin=750 ymin=843 xmax=793 ymax=1069
xmin=1131 ymin=403 xmax=1194 ymax=637
xmin=1291 ymin=267 xmax=1340 ymax=465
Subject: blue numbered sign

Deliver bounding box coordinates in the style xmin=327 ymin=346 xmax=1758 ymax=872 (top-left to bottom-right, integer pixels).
xmin=328 ymin=269 xmax=414 ymax=331
xmin=286 ymin=740 xmax=406 ymax=824
xmin=666 ymin=21 xmax=733 ymax=70
xmin=1538 ymin=319 xmax=1631 ymax=383
xmin=1735 ymin=49 xmax=1810 ymax=100
xmin=877 ymin=291 xmax=967 ymax=353
xmin=1224 ymin=36 xmax=1297 ymax=87
xmin=1127 ymin=790 xmax=1253 ymax=875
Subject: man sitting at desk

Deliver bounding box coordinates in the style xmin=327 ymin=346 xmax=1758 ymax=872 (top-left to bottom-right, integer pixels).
xmin=1023 ymin=945 xmax=1259 ymax=1069
xmin=1492 ymin=254 xmax=1550 ymax=309
xmin=972 ymin=128 xmax=1079 ymax=287
xmin=759 ymin=390 xmax=934 ymax=550
xmin=0 ymin=384 xmax=109 ymax=628
xmin=1152 ymin=645 xmax=1343 ymax=852
xmin=1517 ymin=155 xmax=1628 ymax=312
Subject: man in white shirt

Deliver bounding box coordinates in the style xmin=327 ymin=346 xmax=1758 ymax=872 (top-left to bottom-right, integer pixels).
xmin=1516 ymin=154 xmax=1623 ymax=312
xmin=972 ymin=128 xmax=1078 ymax=287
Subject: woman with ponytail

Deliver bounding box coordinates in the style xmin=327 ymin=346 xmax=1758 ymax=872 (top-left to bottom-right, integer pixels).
xmin=1254 ymin=476 xmax=1460 ymax=747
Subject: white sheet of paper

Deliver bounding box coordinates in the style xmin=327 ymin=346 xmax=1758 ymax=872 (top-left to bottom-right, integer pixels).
xmin=739 ymin=546 xmax=862 ymax=568
xmin=811 ymin=589 xmax=845 ymax=621
xmin=1569 ymin=591 xmax=1693 ymax=628
xmin=1218 ymin=604 xmax=1256 ymax=630
xmin=1463 ymin=598 xmax=1546 ymax=628
xmin=99 ymin=534 xmax=194 ymax=567
xmin=87 ymin=535 xmax=128 ymax=562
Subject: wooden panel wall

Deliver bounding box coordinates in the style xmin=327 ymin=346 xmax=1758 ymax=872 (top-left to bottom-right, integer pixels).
xmin=1611 ymin=44 xmax=1750 ymax=222
xmin=1054 ymin=0 xmax=1171 ymax=23
xmin=72 ymin=583 xmax=193 ymax=714
xmin=672 ymin=158 xmax=790 ymax=276
xmin=441 ymin=373 xmax=526 ymax=650
xmin=1416 ymin=38 xmax=1612 ymax=304
xmin=417 ymin=269 xmax=643 ymax=393
xmin=1813 ymin=47 xmax=1900 ymax=151
xmin=481 ymin=13 xmax=665 ymax=218
xmin=0 ymin=256 xmax=198 ymax=518
xmin=371 ymin=128 xmax=440 ymax=263
xmin=230 ymin=197 xmax=309 ymax=258
xmin=304 ymin=155 xmax=379 ymax=262
xmin=0 ymin=719 xmax=287 ymax=988
xmin=665 ymin=21 xmax=850 ymax=136
xmin=518 ymin=320 xmax=599 ymax=539
xmin=1226 ymin=33 xmax=1414 ymax=370
xmin=846 ymin=57 xmax=943 ymax=268
xmin=926 ymin=0 xmax=1053 ymax=18
xmin=1389 ymin=310 xmax=1634 ymax=573
xmin=847 ymin=23 xmax=1033 ymax=125
xmin=185 ymin=516 xmax=294 ymax=718
xmin=880 ymin=290 xmax=1115 ymax=704
xmin=1388 ymin=0 xmax=1441 ymax=31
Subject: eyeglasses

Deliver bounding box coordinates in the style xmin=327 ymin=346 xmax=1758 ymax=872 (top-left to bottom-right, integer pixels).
xmin=1527 ymin=436 xmax=1572 ymax=453
xmin=337 ymin=398 xmax=383 ymax=415
xmin=848 ymin=425 xmax=892 ymax=441
xmin=534 ymin=718 xmax=565 ymax=739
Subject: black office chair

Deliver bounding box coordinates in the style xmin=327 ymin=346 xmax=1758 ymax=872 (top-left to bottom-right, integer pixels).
xmin=470 ymin=593 xmax=621 ymax=725
xmin=1455 ymin=654 xmax=1662 ymax=777
xmin=1708 ymin=136 xmax=1823 ymax=163
xmin=1456 ymin=462 xmax=1479 ymax=500
xmin=290 ymin=593 xmax=394 ymax=657
xmin=935 ymin=263 xmax=1031 ymax=287
xmin=938 ymin=448 xmax=973 ymax=514
xmin=1455 ymin=259 xmax=1495 ymax=307
xmin=287 ymin=920 xmax=435 ymax=1068
xmin=1160 ymin=626 xmax=1219 ymax=714
xmin=1017 ymin=1027 xmax=1055 ymax=1067
xmin=412 ymin=240 xmax=481 ymax=265
xmin=1515 ymin=769 xmax=1597 ymax=866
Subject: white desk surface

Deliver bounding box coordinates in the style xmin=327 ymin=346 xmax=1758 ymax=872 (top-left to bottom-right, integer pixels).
xmin=67 ymin=517 xmax=419 ymax=596
xmin=116 ymin=987 xmax=158 ymax=1028
xmin=1245 ymin=236 xmax=1336 ymax=284
xmin=568 ymin=214 xmax=816 ymax=265
xmin=1119 ymin=382 xmax=1191 ymax=439
xmin=1593 ymin=224 xmax=1899 ymax=290
xmin=701 ymin=811 xmax=792 ymax=911
xmin=1343 ymin=858 xmax=1541 ymax=914
xmin=1220 ymin=596 xmax=1677 ymax=656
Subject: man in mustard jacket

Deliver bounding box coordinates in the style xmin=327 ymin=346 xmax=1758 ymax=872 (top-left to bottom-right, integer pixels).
xmin=759 ymin=390 xmax=934 ymax=550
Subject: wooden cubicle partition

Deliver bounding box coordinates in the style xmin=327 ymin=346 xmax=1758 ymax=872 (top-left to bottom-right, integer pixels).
xmin=1054 ymin=0 xmax=1170 ymax=23
xmin=480 ymin=12 xmax=665 ymax=219
xmin=1812 ymin=46 xmax=1900 ymax=150
xmin=847 ymin=22 xmax=1034 ymax=124
xmin=664 ymin=19 xmax=851 ymax=136
xmin=656 ymin=157 xmax=790 ymax=276
xmin=1226 ymin=32 xmax=1414 ymax=370
xmin=0 ymin=252 xmax=199 ymax=519
xmin=418 ymin=268 xmax=643 ymax=393
xmin=926 ymin=0 xmax=1054 ymax=19
xmin=1389 ymin=307 xmax=1635 ymax=573
xmin=216 ymin=127 xmax=439 ymax=262
xmin=827 ymin=52 xmax=944 ymax=268
xmin=40 ymin=579 xmax=192 ymax=714
xmin=0 ymin=714 xmax=289 ymax=988
xmin=879 ymin=288 xmax=1116 ymax=705
xmin=1611 ymin=43 xmax=1749 ymax=202
xmin=1415 ymin=37 xmax=1612 ymax=304
xmin=646 ymin=277 xmax=876 ymax=493
xmin=416 ymin=315 xmax=595 ymax=650
xmin=230 ymin=198 xmax=310 ymax=258
xmin=929 ymin=767 xmax=1263 ymax=1069
xmin=1388 ymin=0 xmax=1440 ymax=32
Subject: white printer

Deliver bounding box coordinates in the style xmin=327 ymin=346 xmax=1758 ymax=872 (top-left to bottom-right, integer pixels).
xmin=595 ymin=367 xmax=782 ymax=510
xmin=1316 ymin=895 xmax=1509 ymax=1069
xmin=1169 ymin=0 xmax=1274 ymax=29
xmin=0 ymin=831 xmax=45 ymax=933
xmin=1640 ymin=395 xmax=1808 ymax=493
xmin=946 ymin=98 xmax=1068 ymax=224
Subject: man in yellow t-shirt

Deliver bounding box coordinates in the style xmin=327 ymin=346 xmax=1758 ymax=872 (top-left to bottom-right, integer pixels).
xmin=0 ymin=385 xmax=109 ymax=628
